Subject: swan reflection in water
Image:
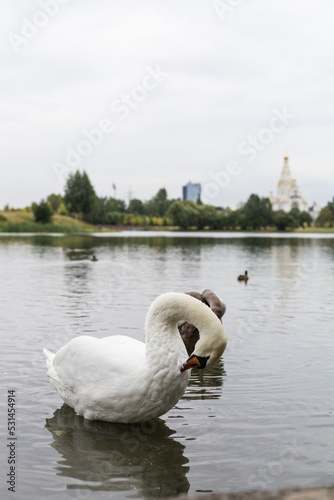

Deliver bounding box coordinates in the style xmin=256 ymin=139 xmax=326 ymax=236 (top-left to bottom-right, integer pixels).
xmin=45 ymin=404 xmax=190 ymax=499
xmin=45 ymin=355 xmax=225 ymax=497
xmin=185 ymin=359 xmax=226 ymax=400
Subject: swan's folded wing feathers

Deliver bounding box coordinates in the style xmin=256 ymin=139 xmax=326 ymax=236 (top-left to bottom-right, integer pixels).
xmin=53 ymin=336 xmax=145 ymax=392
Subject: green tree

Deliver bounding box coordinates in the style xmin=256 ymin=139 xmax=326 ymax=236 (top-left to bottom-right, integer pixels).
xmin=289 ymin=207 xmax=300 ymax=226
xmin=167 ymin=200 xmax=199 ymax=229
xmin=299 ymin=211 xmax=313 ymax=227
xmin=145 ymin=188 xmax=172 ymax=216
xmin=236 ymin=213 xmax=249 ymax=230
xmin=128 ymin=198 xmax=145 ymax=215
xmin=273 ymin=210 xmax=296 ymax=231
xmin=57 ymin=203 xmax=68 ymax=216
xmin=327 ymin=197 xmax=334 ymax=217
xmin=64 ymin=171 xmax=96 ymax=216
xmin=106 ymin=211 xmax=124 ymax=225
xmin=239 ymin=194 xmax=273 ymax=229
xmin=287 ymin=207 xmax=312 ymax=228
xmin=32 ymin=200 xmax=53 ymax=223
xmin=47 ymin=194 xmax=63 ymax=213
xmin=106 ymin=197 xmax=126 ymax=213
xmin=85 ymin=197 xmax=108 ymax=224
xmin=315 ymin=207 xmax=334 ymax=227
xmin=196 ymin=204 xmax=216 ymax=229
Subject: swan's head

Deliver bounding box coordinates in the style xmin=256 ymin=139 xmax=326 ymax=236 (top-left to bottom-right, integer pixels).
xmin=146 ymin=291 xmax=227 ymax=372
xmin=181 ymin=322 xmax=227 ymax=372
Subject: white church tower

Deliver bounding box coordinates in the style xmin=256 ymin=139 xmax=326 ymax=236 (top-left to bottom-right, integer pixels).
xmin=269 ymin=156 xmax=308 ymax=212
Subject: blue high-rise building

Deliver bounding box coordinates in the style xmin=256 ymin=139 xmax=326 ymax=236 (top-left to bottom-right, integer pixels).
xmin=182 ymin=182 xmax=201 ymax=203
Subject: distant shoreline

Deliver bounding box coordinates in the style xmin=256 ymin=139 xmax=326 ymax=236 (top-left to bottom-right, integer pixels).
xmin=1 ymin=211 xmax=333 ymax=234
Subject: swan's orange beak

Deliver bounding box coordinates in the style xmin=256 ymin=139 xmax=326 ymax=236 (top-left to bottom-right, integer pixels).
xmin=181 ymin=355 xmax=201 ymax=372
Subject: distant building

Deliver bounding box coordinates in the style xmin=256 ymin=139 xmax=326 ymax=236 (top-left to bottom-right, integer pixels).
xmin=309 ymin=202 xmax=322 ymax=221
xmin=182 ymin=182 xmax=201 ymax=203
xmin=269 ymin=156 xmax=308 ymax=212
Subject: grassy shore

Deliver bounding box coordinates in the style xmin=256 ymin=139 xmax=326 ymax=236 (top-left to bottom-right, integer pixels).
xmin=0 ymin=211 xmax=333 ymax=233
xmin=0 ymin=211 xmax=98 ymax=233
xmin=294 ymin=226 xmax=334 ymax=233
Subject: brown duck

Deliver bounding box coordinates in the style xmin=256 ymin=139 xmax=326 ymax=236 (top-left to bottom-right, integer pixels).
xmin=178 ymin=289 xmax=226 ymax=355
xmin=237 ymin=270 xmax=248 ymax=281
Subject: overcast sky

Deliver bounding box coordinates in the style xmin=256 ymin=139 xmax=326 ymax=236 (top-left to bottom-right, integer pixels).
xmin=1 ymin=0 xmax=334 ymax=209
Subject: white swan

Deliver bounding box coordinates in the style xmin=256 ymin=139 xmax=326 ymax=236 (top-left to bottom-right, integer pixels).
xmin=44 ymin=292 xmax=227 ymax=423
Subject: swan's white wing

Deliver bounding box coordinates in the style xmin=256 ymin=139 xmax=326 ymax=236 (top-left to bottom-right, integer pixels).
xmin=102 ymin=335 xmax=144 ymax=349
xmin=46 ymin=335 xmax=154 ymax=422
xmin=51 ymin=335 xmax=145 ymax=392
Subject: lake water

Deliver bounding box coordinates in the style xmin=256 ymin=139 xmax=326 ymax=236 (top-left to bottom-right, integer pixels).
xmin=0 ymin=232 xmax=333 ymax=500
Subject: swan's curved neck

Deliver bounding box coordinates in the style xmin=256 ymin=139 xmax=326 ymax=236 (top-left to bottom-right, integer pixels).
xmin=144 ymin=292 xmax=224 ymax=360
xmin=145 ymin=294 xmax=188 ymax=361
xmin=141 ymin=292 xmax=227 ymax=416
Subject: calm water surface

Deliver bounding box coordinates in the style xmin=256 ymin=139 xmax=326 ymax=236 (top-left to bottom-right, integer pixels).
xmin=0 ymin=232 xmax=333 ymax=500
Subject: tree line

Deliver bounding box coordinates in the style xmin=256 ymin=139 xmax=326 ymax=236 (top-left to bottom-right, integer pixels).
xmin=31 ymin=170 xmax=334 ymax=231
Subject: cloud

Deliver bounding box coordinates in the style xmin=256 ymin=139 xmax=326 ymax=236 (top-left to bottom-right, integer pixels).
xmin=1 ymin=0 xmax=334 ymax=208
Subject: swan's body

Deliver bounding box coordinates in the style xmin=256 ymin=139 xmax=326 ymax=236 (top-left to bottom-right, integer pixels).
xmin=44 ymin=292 xmax=227 ymax=423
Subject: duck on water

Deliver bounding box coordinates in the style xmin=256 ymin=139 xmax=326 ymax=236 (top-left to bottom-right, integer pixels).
xmin=237 ymin=270 xmax=249 ymax=282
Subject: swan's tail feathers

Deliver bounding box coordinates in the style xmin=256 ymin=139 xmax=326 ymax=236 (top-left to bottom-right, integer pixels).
xmin=43 ymin=348 xmax=55 ymax=370
xmin=43 ymin=348 xmax=64 ymax=385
